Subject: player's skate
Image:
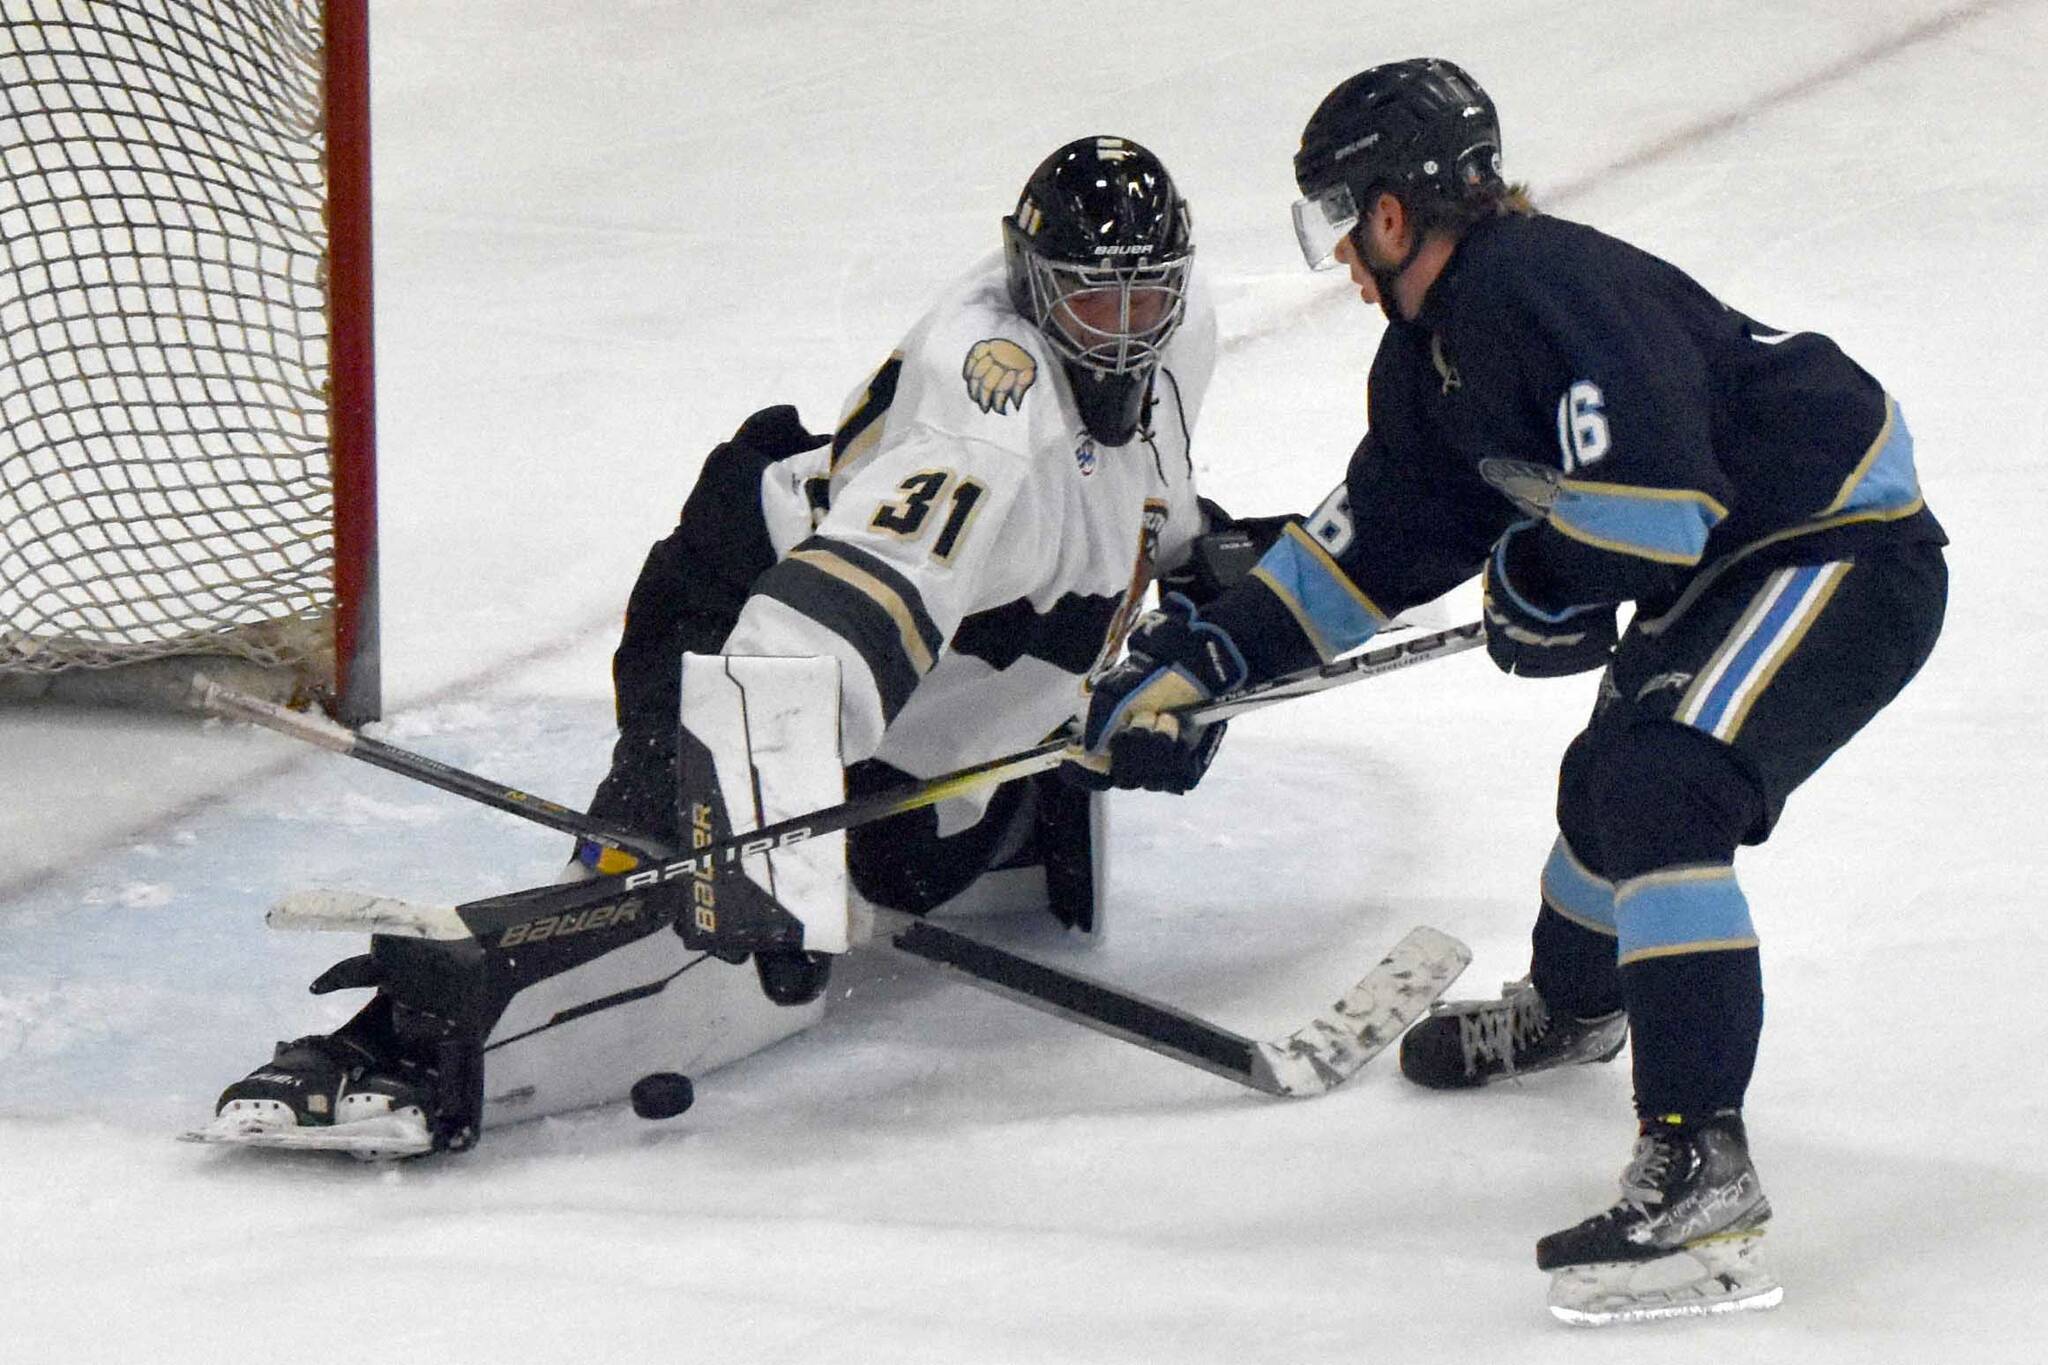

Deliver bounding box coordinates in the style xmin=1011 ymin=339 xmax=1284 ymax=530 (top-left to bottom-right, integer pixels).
xmin=1537 ymin=1111 xmax=1782 ymax=1326
xmin=1398 ymin=975 xmax=1625 ymax=1088
xmin=185 ymin=1031 xmax=435 ymax=1160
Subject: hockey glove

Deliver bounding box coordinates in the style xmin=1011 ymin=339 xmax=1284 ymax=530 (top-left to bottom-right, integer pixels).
xmin=1482 ymin=522 xmax=1618 ymax=678
xmin=1063 ymin=593 xmax=1248 ymax=794
xmin=730 ymin=403 xmax=831 ymax=459
xmin=1157 ymin=498 xmax=1297 ymax=606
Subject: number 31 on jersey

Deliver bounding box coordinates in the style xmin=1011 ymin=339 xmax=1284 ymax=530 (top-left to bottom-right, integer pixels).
xmin=870 ymin=468 xmax=989 ymax=564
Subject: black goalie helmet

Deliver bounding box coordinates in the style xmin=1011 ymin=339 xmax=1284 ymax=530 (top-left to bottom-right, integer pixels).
xmin=1003 ymin=136 xmax=1194 ymax=384
xmin=1290 ymin=58 xmax=1504 ymax=269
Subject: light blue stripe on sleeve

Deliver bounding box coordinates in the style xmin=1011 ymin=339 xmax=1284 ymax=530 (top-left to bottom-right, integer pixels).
xmin=1541 ymin=835 xmax=1617 ymax=934
xmin=1549 ymin=482 xmax=1727 ymax=565
xmin=1614 ymin=865 xmax=1757 ymax=964
xmin=1249 ymin=525 xmax=1388 ymax=658
xmin=1829 ymin=399 xmax=1921 ymax=517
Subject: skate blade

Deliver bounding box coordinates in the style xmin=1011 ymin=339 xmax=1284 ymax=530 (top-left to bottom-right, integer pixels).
xmin=1547 ymin=1232 xmax=1782 ymax=1326
xmin=180 ymin=1110 xmax=432 ymax=1161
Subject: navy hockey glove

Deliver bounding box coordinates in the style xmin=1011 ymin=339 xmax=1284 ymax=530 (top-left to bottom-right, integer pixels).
xmin=1062 ymin=593 xmax=1248 ymax=793
xmin=1482 ymin=522 xmax=1618 ymax=678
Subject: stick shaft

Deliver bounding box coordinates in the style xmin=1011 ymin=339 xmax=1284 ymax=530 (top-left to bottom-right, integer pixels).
xmin=199 ymin=619 xmax=1485 ymax=931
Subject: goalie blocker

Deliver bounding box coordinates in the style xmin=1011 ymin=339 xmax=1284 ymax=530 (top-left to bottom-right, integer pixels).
xmin=199 ymin=654 xmax=1105 ymax=1154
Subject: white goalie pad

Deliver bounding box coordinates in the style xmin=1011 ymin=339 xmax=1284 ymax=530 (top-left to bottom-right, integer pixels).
xmin=682 ymin=652 xmax=851 ymax=953
xmin=478 ymin=940 xmax=824 ymax=1128
xmin=262 ymin=888 xmax=828 ymax=1132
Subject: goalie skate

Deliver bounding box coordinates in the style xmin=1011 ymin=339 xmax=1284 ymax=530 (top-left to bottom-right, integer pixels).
xmin=182 ymin=1110 xmax=433 ymax=1160
xmin=181 ymin=1034 xmax=434 ymax=1161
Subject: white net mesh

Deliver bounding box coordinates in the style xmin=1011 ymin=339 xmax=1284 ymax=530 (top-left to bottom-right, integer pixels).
xmin=1 ymin=1 xmax=340 ymax=681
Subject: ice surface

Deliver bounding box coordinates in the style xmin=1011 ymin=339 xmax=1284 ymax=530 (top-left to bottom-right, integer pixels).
xmin=4 ymin=1 xmax=2045 ymax=1359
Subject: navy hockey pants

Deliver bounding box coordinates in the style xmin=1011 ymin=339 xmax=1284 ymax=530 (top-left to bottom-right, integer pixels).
xmin=1531 ymin=538 xmax=1946 ymax=1118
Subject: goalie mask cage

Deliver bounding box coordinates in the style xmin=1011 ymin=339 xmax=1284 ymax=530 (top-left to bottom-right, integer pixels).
xmin=0 ymin=0 xmax=379 ymax=721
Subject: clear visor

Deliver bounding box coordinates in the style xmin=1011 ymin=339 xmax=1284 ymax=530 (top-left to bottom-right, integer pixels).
xmin=1291 ymin=182 xmax=1359 ymax=271
xmin=1026 ymin=253 xmax=1191 ymax=376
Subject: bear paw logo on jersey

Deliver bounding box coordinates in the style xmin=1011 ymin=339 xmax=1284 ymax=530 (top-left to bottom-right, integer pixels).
xmin=962 ymin=338 xmax=1036 ymax=415
xmin=1074 ymin=439 xmax=1098 ymax=476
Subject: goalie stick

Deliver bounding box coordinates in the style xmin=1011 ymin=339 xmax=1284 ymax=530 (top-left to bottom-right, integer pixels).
xmin=196 ymin=624 xmax=1481 ymax=1098
xmin=194 ymin=618 xmax=1486 ymax=902
xmin=263 ymin=887 xmax=1467 ymax=1099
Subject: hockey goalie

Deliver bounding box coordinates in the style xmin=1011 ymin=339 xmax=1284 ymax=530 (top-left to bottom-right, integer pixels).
xmin=192 ymin=136 xmax=1285 ymax=1158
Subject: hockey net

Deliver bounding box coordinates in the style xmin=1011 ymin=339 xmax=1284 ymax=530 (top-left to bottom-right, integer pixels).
xmin=0 ymin=0 xmax=378 ymax=719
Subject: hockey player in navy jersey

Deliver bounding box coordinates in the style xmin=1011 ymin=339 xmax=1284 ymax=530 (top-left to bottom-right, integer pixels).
xmin=200 ymin=137 xmax=1262 ymax=1156
xmin=1069 ymin=60 xmax=1947 ymax=1323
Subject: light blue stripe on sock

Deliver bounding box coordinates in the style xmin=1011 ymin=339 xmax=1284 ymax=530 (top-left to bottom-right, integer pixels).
xmin=1615 ymin=865 xmax=1757 ymax=964
xmin=1541 ymin=835 xmax=1616 ymax=934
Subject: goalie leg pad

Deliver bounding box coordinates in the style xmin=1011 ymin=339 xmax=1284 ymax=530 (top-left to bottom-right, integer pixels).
xmin=681 ymin=653 xmax=851 ymax=953
xmin=355 ymin=920 xmax=826 ymax=1135
xmin=843 ymin=766 xmax=1107 ymax=936
xmin=844 ymin=759 xmax=1032 ymax=915
xmin=1033 ymin=770 xmax=1106 ymax=936
xmin=288 ymin=882 xmax=831 ymax=1140
xmin=476 ymin=936 xmax=823 ymax=1127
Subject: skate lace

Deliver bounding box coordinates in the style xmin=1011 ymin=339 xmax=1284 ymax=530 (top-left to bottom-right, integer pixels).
xmin=1618 ymin=1133 xmax=1678 ymax=1207
xmin=1457 ymin=982 xmax=1549 ymax=1074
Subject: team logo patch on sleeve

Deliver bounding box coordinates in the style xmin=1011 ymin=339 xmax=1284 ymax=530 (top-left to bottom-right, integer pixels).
xmin=1478 ymin=457 xmax=1563 ymax=517
xmin=962 ymin=338 xmax=1036 ymax=415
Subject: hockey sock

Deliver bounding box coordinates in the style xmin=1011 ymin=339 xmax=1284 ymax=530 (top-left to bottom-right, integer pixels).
xmin=1530 ymin=902 xmax=1623 ymax=1019
xmin=1621 ymin=944 xmax=1764 ymax=1118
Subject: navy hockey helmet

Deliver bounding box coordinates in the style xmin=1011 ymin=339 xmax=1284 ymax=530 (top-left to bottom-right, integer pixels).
xmin=1003 ymin=136 xmax=1193 ymax=385
xmin=1291 ymin=57 xmax=1504 ymax=270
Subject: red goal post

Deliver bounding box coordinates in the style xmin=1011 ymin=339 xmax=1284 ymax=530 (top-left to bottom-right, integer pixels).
xmin=1 ymin=0 xmax=380 ymax=721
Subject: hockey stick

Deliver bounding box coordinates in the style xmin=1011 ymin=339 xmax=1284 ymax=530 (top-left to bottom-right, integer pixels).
xmin=885 ymin=916 xmax=1468 ymax=1096
xmin=267 ymin=885 xmax=1466 ymax=1098
xmin=195 ymin=680 xmax=670 ymax=864
xmin=195 ymin=618 xmax=1485 ymax=902
xmin=199 ymin=623 xmax=1480 ymax=1096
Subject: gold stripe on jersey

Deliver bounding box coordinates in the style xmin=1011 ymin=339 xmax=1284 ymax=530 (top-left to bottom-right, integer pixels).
xmin=1820 ymin=393 xmax=1896 ymax=517
xmin=832 ymin=352 xmax=904 ymax=477
xmin=785 ymin=546 xmax=938 ymax=676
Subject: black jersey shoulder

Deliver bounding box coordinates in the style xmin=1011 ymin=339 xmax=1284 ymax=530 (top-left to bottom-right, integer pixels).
xmin=1434 ymin=214 xmax=1736 ymax=333
xmin=1424 ymin=213 xmax=1927 ymax=561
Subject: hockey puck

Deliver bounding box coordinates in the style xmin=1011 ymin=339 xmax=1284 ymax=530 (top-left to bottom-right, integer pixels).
xmin=629 ymin=1072 xmax=695 ymax=1120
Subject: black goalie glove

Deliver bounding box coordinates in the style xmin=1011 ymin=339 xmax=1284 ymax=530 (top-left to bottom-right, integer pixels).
xmin=1482 ymin=522 xmax=1618 ymax=678
xmin=1062 ymin=594 xmax=1248 ymax=794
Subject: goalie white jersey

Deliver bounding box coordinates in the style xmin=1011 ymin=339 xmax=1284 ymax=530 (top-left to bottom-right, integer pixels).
xmin=725 ymin=253 xmax=1217 ymax=826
